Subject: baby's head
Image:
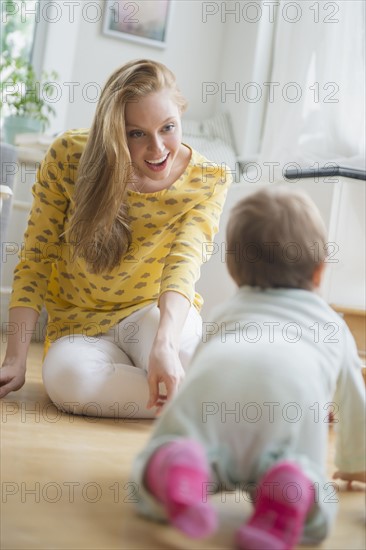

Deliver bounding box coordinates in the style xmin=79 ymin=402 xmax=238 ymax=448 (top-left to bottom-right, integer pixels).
xmin=226 ymin=186 xmax=328 ymax=290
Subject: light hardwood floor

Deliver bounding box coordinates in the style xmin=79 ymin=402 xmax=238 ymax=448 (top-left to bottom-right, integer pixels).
xmin=1 ymin=341 xmax=365 ymax=550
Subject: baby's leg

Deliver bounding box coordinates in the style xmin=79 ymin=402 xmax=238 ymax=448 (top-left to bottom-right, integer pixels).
xmin=42 ymin=334 xmax=155 ymax=418
xmin=144 ymin=438 xmax=217 ymax=538
xmin=236 ymin=461 xmax=313 ymax=550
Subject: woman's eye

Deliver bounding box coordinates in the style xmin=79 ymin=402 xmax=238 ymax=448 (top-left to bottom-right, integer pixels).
xmin=129 ymin=130 xmax=144 ymax=138
xmin=163 ymin=123 xmax=175 ymax=132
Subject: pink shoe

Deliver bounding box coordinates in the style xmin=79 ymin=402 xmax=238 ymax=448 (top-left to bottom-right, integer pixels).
xmin=145 ymin=439 xmax=217 ymax=538
xmin=236 ymin=461 xmax=313 ymax=550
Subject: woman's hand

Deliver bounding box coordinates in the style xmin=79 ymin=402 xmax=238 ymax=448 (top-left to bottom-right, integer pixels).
xmin=0 ymin=358 xmax=26 ymax=398
xmin=333 ymin=470 xmax=366 ymax=489
xmin=0 ymin=307 xmax=38 ymax=398
xmin=146 ymin=291 xmax=191 ymax=412
xmin=147 ymin=340 xmax=185 ymax=411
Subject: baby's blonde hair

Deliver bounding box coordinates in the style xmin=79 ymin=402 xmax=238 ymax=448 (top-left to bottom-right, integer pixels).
xmin=226 ymin=186 xmax=328 ymax=290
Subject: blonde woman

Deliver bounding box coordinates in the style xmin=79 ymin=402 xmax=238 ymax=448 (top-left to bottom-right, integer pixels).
xmin=0 ymin=60 xmax=232 ymax=418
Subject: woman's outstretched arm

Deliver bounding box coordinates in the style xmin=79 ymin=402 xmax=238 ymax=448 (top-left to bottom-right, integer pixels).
xmin=147 ymin=290 xmax=191 ymax=410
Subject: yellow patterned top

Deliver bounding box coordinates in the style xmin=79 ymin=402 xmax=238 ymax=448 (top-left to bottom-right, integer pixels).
xmin=10 ymin=129 xmax=232 ymax=344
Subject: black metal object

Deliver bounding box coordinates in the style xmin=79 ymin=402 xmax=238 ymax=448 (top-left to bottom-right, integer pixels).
xmin=284 ymin=166 xmax=366 ymax=181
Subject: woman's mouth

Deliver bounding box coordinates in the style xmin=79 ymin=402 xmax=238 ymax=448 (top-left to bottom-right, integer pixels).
xmin=145 ymin=153 xmax=169 ymax=171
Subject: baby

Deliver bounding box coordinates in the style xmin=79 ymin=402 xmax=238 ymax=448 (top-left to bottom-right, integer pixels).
xmin=132 ymin=186 xmax=365 ymax=549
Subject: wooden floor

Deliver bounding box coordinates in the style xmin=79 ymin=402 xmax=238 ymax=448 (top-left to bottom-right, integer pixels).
xmin=1 ymin=342 xmax=365 ymax=550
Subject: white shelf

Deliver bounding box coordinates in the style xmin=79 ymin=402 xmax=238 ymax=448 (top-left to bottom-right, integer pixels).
xmin=1 ymin=147 xmax=42 ymax=324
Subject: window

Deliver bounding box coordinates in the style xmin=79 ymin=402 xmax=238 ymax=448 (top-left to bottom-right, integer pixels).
xmin=1 ymin=0 xmax=48 ymax=78
xmin=259 ymin=0 xmax=365 ymax=169
xmin=1 ymin=1 xmax=38 ymax=61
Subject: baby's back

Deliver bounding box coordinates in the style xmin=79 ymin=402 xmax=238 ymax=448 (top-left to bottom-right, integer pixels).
xmin=163 ymin=286 xmax=348 ymax=482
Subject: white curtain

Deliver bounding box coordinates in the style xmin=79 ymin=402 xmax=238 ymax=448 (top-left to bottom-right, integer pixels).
xmin=259 ymin=0 xmax=365 ymax=170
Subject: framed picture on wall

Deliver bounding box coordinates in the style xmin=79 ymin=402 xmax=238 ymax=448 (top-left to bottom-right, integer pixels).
xmin=102 ymin=1 xmax=173 ymax=49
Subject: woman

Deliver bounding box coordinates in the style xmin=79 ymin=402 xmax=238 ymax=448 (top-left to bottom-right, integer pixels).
xmin=0 ymin=59 xmax=232 ymax=418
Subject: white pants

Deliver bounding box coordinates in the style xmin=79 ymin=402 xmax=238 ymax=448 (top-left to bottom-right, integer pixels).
xmin=42 ymin=303 xmax=202 ymax=419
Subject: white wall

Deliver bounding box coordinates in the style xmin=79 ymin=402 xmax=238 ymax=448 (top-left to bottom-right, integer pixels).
xmin=41 ymin=1 xmax=266 ymax=146
xmin=42 ymin=1 xmax=227 ymax=134
xmin=38 ymin=1 xmax=365 ymax=313
xmin=324 ymin=179 xmax=366 ymax=309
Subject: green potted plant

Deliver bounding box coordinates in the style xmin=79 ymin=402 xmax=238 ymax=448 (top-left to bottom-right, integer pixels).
xmin=1 ymin=53 xmax=58 ymax=144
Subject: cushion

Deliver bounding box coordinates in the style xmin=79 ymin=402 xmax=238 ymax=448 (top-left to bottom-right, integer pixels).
xmin=182 ymin=112 xmax=236 ymax=153
xmin=183 ymin=135 xmax=237 ymax=172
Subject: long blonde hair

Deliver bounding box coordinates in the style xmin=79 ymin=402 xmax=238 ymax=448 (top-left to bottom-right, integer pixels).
xmin=68 ymin=59 xmax=187 ymax=274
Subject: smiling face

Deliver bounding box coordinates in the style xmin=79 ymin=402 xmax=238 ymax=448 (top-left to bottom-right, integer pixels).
xmin=125 ymin=89 xmax=186 ymax=191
